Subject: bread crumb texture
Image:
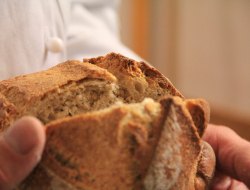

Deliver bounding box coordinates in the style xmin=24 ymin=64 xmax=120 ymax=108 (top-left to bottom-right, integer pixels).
xmin=0 ymin=53 xmax=184 ymax=132
xmin=0 ymin=53 xmax=214 ymax=190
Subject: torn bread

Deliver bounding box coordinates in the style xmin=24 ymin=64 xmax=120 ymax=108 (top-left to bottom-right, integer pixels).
xmin=18 ymin=97 xmax=215 ymax=190
xmin=0 ymin=53 xmax=183 ymax=133
xmin=0 ymin=53 xmax=215 ymax=189
xmin=84 ymin=52 xmax=184 ymax=102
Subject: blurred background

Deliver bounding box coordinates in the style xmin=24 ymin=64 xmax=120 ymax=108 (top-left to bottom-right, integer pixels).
xmin=119 ymin=0 xmax=250 ymax=140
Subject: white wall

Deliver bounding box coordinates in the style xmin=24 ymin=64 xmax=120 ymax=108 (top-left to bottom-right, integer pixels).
xmin=176 ymin=1 xmax=250 ymax=122
xmin=119 ymin=0 xmax=250 ymax=124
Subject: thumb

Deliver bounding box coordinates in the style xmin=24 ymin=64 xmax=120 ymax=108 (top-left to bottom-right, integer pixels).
xmin=0 ymin=116 xmax=45 ymax=190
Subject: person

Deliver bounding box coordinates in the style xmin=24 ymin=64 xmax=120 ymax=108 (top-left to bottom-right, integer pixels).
xmin=203 ymin=125 xmax=250 ymax=190
xmin=0 ymin=1 xmax=249 ymax=189
xmin=0 ymin=0 xmax=142 ymax=81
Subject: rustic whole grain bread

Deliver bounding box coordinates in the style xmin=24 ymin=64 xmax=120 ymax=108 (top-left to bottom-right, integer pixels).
xmin=0 ymin=53 xmax=215 ymax=189
xmin=18 ymin=97 xmax=215 ymax=190
xmin=84 ymin=53 xmax=184 ymax=103
xmin=0 ymin=53 xmax=183 ymax=132
xmin=0 ymin=61 xmax=118 ymax=132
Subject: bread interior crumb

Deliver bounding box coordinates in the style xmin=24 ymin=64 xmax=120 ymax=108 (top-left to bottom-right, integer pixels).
xmin=22 ymin=79 xmax=119 ymax=124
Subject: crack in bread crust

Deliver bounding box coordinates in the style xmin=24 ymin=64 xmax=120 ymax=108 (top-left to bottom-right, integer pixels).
xmin=0 ymin=53 xmax=215 ymax=190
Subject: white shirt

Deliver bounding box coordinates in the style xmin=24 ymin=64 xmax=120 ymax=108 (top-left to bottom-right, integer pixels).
xmin=0 ymin=0 xmax=142 ymax=80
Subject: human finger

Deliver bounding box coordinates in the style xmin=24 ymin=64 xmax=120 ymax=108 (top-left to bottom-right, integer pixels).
xmin=210 ymin=170 xmax=231 ymax=190
xmin=228 ymin=179 xmax=249 ymax=190
xmin=211 ymin=170 xmax=249 ymax=190
xmin=203 ymin=124 xmax=250 ymax=188
xmin=0 ymin=116 xmax=45 ymax=189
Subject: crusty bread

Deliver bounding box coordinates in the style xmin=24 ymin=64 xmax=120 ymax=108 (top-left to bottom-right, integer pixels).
xmin=0 ymin=61 xmax=118 ymax=132
xmin=0 ymin=53 xmax=183 ymax=132
xmin=18 ymin=97 xmax=215 ymax=190
xmin=84 ymin=52 xmax=184 ymax=102
xmin=0 ymin=53 xmax=215 ymax=189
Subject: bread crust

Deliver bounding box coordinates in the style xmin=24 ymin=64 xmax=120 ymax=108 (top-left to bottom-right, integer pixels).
xmin=194 ymin=141 xmax=216 ymax=190
xmin=84 ymin=52 xmax=185 ymax=102
xmin=18 ymin=97 xmax=215 ymax=190
xmin=0 ymin=53 xmax=185 ymax=132
xmin=19 ymin=99 xmax=163 ymax=189
xmin=0 ymin=53 xmax=215 ymax=189
xmin=185 ymin=99 xmax=210 ymax=138
xmin=0 ymin=60 xmax=117 ymax=132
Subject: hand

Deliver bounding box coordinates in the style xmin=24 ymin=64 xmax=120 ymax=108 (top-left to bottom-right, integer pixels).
xmin=0 ymin=116 xmax=45 ymax=190
xmin=203 ymin=124 xmax=250 ymax=190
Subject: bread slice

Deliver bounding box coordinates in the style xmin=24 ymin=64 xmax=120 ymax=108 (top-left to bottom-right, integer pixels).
xmin=0 ymin=53 xmax=183 ymax=133
xmin=18 ymin=97 xmax=215 ymax=190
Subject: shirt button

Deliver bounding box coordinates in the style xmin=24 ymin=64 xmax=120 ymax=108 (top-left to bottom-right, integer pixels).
xmin=47 ymin=37 xmax=63 ymax=53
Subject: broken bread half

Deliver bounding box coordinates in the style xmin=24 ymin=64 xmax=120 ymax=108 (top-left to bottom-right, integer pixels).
xmin=84 ymin=52 xmax=184 ymax=103
xmin=18 ymin=97 xmax=215 ymax=190
xmin=0 ymin=53 xmax=215 ymax=189
xmin=0 ymin=53 xmax=183 ymax=132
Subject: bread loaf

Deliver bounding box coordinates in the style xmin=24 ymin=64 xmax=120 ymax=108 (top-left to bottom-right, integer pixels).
xmin=18 ymin=97 xmax=215 ymax=190
xmin=0 ymin=53 xmax=215 ymax=189
xmin=0 ymin=53 xmax=183 ymax=132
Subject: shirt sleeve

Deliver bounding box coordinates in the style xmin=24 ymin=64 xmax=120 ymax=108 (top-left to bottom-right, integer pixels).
xmin=66 ymin=0 xmax=144 ymax=62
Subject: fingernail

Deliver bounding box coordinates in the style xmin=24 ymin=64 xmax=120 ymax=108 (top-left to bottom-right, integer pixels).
xmin=211 ymin=175 xmax=231 ymax=190
xmin=3 ymin=119 xmax=37 ymax=155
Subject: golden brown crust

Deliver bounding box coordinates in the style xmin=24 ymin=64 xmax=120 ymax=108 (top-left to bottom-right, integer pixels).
xmin=194 ymin=141 xmax=216 ymax=190
xmin=0 ymin=53 xmax=184 ymax=132
xmin=84 ymin=52 xmax=185 ymax=101
xmin=18 ymin=164 xmax=77 ymax=190
xmin=0 ymin=53 xmax=215 ymax=189
xmin=157 ymin=97 xmax=202 ymax=190
xmin=185 ymin=99 xmax=210 ymax=138
xmin=19 ymin=101 xmax=163 ymax=190
xmin=18 ymin=97 xmax=215 ymax=190
xmin=0 ymin=53 xmax=185 ymax=133
xmin=0 ymin=60 xmax=117 ymax=132
xmin=0 ymin=60 xmax=116 ymax=99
